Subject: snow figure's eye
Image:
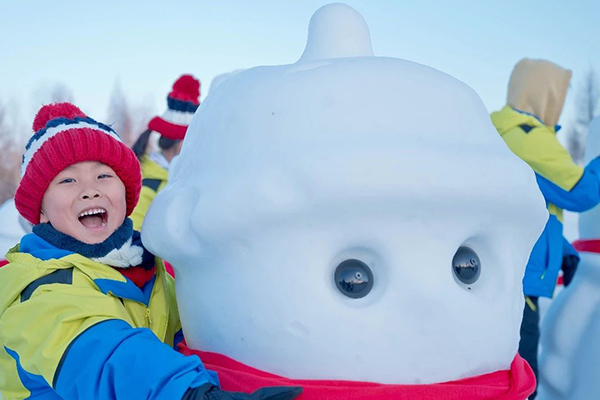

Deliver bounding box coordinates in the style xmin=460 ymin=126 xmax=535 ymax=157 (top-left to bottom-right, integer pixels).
xmin=335 ymin=259 xmax=374 ymax=299
xmin=452 ymin=246 xmax=481 ymax=285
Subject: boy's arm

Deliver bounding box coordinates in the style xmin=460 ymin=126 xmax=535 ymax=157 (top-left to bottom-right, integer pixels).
xmin=55 ymin=319 xmax=218 ymax=399
xmin=508 ymin=125 xmax=600 ymax=211
xmin=510 ymin=125 xmax=584 ymax=192
xmin=1 ymin=281 xmax=218 ymax=400
xmin=535 ymin=157 xmax=600 ymax=212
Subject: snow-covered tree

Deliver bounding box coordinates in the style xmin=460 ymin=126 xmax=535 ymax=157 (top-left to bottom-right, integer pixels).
xmin=106 ymin=78 xmax=155 ymax=149
xmin=32 ymin=82 xmax=74 ymax=107
xmin=566 ymin=69 xmax=600 ymax=165
xmin=49 ymin=83 xmax=74 ymax=103
xmin=0 ymin=102 xmax=23 ymax=205
xmin=107 ymin=79 xmax=134 ymax=146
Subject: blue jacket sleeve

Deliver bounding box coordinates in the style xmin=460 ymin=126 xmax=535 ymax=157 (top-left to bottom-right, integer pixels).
xmin=54 ymin=319 xmax=219 ymax=400
xmin=535 ymin=157 xmax=600 ymax=212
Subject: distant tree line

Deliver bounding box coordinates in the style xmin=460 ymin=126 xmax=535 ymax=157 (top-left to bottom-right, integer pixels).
xmin=0 ymin=81 xmax=153 ymax=205
xmin=566 ymin=69 xmax=600 ymax=165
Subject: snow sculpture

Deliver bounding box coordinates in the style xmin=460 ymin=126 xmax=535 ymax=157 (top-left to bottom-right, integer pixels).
xmin=0 ymin=199 xmax=30 ymax=257
xmin=143 ymin=2 xmax=547 ymax=387
xmin=208 ymin=70 xmax=244 ymax=96
xmin=537 ymin=116 xmax=600 ymax=400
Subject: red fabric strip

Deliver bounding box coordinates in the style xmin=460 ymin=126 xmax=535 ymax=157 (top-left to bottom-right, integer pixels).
xmin=119 ymin=265 xmax=156 ymax=288
xmin=572 ymin=239 xmax=600 ymax=254
xmin=178 ymin=344 xmax=535 ymax=400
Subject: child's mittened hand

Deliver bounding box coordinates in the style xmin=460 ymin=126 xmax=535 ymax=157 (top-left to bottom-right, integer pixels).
xmin=182 ymin=383 xmax=303 ymax=400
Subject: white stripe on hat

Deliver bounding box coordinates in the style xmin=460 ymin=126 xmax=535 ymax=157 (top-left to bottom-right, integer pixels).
xmin=161 ymin=109 xmax=195 ymax=126
xmin=21 ymin=121 xmax=122 ymax=177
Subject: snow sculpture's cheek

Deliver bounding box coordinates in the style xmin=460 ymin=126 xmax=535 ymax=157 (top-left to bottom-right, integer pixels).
xmin=188 ymin=167 xmax=308 ymax=243
xmin=142 ymin=184 xmax=203 ymax=267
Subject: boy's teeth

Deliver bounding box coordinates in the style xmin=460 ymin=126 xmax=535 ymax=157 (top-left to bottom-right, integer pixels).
xmin=79 ymin=208 xmax=107 ymax=218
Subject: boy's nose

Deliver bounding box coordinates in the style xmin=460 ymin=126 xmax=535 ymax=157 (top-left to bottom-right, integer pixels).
xmin=81 ymin=189 xmax=101 ymax=200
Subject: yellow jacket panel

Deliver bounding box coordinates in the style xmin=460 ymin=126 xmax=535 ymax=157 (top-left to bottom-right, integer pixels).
xmin=130 ymin=155 xmax=169 ymax=231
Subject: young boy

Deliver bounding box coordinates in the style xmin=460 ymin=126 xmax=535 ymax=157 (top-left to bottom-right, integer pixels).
xmin=0 ymin=103 xmax=301 ymax=400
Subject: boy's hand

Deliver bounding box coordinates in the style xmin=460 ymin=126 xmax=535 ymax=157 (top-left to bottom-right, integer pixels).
xmin=561 ymin=254 xmax=579 ymax=287
xmin=183 ymin=383 xmax=302 ymax=400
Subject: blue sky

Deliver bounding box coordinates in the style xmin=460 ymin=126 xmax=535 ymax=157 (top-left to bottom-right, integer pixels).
xmin=1 ymin=0 xmax=599 ymax=139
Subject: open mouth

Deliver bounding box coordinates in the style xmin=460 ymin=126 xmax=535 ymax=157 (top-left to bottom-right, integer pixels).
xmin=78 ymin=208 xmax=108 ymax=229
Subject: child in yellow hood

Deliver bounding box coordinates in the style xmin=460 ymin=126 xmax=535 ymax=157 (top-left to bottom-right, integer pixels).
xmin=491 ymin=58 xmax=600 ymax=399
xmin=0 ymin=103 xmax=301 ymax=400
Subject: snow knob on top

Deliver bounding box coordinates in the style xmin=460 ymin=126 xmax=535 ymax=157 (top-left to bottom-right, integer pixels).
xmin=297 ymin=3 xmax=374 ymax=63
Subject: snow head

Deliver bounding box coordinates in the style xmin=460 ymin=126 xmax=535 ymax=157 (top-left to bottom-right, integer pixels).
xmin=143 ymin=3 xmax=547 ymax=384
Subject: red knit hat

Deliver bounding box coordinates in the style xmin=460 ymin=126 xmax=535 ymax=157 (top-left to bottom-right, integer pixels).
xmin=148 ymin=74 xmax=201 ymax=140
xmin=15 ymin=103 xmax=142 ymax=225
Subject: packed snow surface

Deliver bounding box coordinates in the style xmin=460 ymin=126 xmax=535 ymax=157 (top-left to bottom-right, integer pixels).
xmin=143 ymin=3 xmax=547 ymax=384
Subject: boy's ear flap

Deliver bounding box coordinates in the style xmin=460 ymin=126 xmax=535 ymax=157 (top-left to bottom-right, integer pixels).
xmin=39 ymin=210 xmax=49 ymax=223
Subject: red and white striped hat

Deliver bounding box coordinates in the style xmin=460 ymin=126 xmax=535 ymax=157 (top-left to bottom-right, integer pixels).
xmin=15 ymin=103 xmax=142 ymax=225
xmin=148 ymin=74 xmax=201 ymax=140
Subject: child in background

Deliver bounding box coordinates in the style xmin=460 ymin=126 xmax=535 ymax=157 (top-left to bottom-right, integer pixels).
xmin=0 ymin=103 xmax=301 ymax=400
xmin=491 ymin=58 xmax=600 ymax=399
xmin=131 ymin=74 xmax=200 ymax=231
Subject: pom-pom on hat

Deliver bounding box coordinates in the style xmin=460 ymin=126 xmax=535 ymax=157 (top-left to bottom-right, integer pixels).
xmin=148 ymin=74 xmax=201 ymax=141
xmin=15 ymin=102 xmax=142 ymax=225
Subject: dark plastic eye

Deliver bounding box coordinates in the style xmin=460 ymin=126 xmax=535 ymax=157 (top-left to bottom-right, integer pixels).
xmin=335 ymin=259 xmax=374 ymax=299
xmin=452 ymin=246 xmax=481 ymax=285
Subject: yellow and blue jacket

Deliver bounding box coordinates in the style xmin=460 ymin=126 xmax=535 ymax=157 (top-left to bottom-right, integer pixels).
xmin=130 ymin=155 xmax=169 ymax=231
xmin=0 ymin=233 xmax=218 ymax=400
xmin=491 ymin=106 xmax=600 ymax=297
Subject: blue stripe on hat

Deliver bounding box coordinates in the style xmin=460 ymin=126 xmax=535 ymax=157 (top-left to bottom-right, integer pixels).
xmin=25 ymin=117 xmax=120 ymax=151
xmin=167 ymin=97 xmax=199 ymax=113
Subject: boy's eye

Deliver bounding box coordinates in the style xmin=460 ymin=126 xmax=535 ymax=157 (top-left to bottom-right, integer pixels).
xmin=58 ymin=178 xmax=75 ymax=184
xmin=98 ymin=174 xmax=113 ymax=179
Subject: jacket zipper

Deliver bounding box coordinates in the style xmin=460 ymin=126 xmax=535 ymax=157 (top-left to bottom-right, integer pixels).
xmin=146 ymin=308 xmax=153 ymax=328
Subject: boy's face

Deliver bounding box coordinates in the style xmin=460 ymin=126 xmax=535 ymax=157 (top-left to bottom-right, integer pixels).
xmin=40 ymin=161 xmax=127 ymax=244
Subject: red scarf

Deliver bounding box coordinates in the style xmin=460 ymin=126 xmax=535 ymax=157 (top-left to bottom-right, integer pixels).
xmin=564 ymin=239 xmax=600 ymax=286
xmin=119 ymin=265 xmax=156 ymax=287
xmin=179 ymin=344 xmax=535 ymax=400
xmin=572 ymin=239 xmax=600 ymax=254
xmin=119 ymin=260 xmax=175 ymax=288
